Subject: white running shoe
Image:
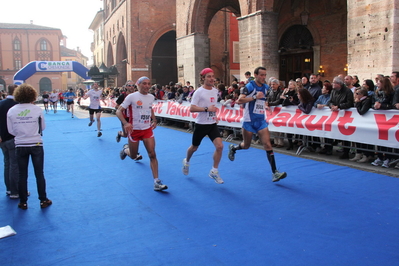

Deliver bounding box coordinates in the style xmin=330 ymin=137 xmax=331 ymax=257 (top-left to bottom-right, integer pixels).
xmin=272 ymin=170 xmax=287 ymax=182
xmin=182 ymin=158 xmax=189 ymax=175
xmin=371 ymin=158 xmax=382 ymax=166
xmin=382 ymin=159 xmax=390 ymax=168
xmin=209 ymin=170 xmax=224 ymax=184
xmin=154 ymin=180 xmax=168 ymax=191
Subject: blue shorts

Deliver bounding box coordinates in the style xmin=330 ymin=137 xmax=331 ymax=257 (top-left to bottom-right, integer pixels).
xmin=243 ymin=120 xmax=268 ymax=133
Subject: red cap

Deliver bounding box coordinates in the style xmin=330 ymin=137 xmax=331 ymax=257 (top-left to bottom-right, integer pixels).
xmin=200 ymin=68 xmax=214 ymax=76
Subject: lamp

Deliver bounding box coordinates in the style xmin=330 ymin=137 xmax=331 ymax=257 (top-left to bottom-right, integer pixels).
xmin=304 ymin=58 xmax=311 ymax=63
xmin=344 ymin=64 xmax=348 ymax=73
xmin=301 ymin=11 xmax=309 ymax=26
xmin=318 ymin=65 xmax=325 ymax=77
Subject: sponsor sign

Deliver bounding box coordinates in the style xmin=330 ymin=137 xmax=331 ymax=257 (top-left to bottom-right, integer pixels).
xmin=36 ymin=61 xmax=74 ymax=72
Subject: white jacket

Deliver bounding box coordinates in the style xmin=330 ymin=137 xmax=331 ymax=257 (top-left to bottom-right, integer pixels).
xmin=7 ymin=103 xmax=45 ymax=147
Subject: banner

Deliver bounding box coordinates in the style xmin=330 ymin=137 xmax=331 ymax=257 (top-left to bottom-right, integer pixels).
xmin=36 ymin=61 xmax=74 ymax=72
xmin=79 ymin=98 xmax=399 ymax=148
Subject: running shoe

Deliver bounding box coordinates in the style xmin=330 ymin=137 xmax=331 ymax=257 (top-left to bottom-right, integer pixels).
xmin=154 ymin=180 xmax=168 ymax=191
xmin=134 ymin=153 xmax=143 ymax=162
xmin=382 ymin=159 xmax=390 ymax=168
xmin=40 ymin=199 xmax=52 ymax=208
xmin=116 ymin=132 xmax=121 ymax=143
xmin=272 ymin=170 xmax=287 ymax=182
xmin=120 ymin=144 xmax=129 ymax=160
xmin=228 ymin=144 xmax=236 ymax=161
xmin=371 ymin=158 xmax=382 ymax=166
xmin=209 ymin=170 xmax=224 ymax=184
xmin=97 ymin=131 xmax=102 ymax=137
xmin=88 ymin=120 xmax=94 ymax=126
xmin=182 ymin=158 xmax=189 ymax=175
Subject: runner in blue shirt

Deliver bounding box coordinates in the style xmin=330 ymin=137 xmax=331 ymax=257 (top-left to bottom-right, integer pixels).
xmin=227 ymin=66 xmax=287 ymax=182
xmin=64 ymin=87 xmax=76 ymax=118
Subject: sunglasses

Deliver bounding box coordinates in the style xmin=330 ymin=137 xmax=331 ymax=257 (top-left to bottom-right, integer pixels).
xmin=126 ymin=84 xmax=133 ymax=87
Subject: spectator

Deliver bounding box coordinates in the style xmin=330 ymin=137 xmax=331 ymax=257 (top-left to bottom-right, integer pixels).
xmin=267 ymin=78 xmax=284 ymax=148
xmin=281 ymin=80 xmax=299 ymax=150
xmin=326 ymin=76 xmax=354 ymax=158
xmin=302 ymin=76 xmax=310 ymax=89
xmin=297 ymin=87 xmax=314 ymax=114
xmin=7 ymin=84 xmax=52 ymax=210
xmin=351 ymin=87 xmax=373 ymax=163
xmin=308 ymin=74 xmax=322 ymax=102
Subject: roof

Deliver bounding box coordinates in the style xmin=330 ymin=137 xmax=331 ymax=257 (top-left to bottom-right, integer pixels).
xmin=0 ymin=22 xmax=60 ymax=31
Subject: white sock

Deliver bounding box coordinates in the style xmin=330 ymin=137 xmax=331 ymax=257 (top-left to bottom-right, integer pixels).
xmin=154 ymin=178 xmax=160 ymax=183
xmin=211 ymin=167 xmax=218 ymax=172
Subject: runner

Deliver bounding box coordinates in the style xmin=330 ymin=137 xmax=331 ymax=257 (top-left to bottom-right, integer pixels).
xmin=42 ymin=91 xmax=49 ymax=113
xmin=116 ymin=76 xmax=168 ymax=191
xmin=64 ymin=87 xmax=76 ymax=118
xmin=115 ymin=80 xmax=135 ymax=142
xmin=228 ymin=66 xmax=287 ymax=182
xmin=49 ymin=89 xmax=58 ymax=113
xmin=83 ymin=82 xmax=103 ymax=137
xmin=181 ymin=68 xmax=224 ymax=184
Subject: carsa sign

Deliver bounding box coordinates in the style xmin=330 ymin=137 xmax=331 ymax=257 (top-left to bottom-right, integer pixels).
xmin=36 ymin=61 xmax=73 ymax=72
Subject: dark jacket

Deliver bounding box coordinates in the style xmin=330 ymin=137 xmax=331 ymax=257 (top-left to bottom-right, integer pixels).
xmin=354 ymin=97 xmax=372 ymax=115
xmin=0 ymin=97 xmax=18 ymax=141
xmin=298 ymin=101 xmax=313 ymax=114
xmin=374 ymin=89 xmax=394 ymax=110
xmin=308 ymin=83 xmax=322 ymax=102
xmin=281 ymin=90 xmax=299 ymax=106
xmin=328 ymin=85 xmax=354 ymax=110
xmin=267 ymin=87 xmax=283 ymax=106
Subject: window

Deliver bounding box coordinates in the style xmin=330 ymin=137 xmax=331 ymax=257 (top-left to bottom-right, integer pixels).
xmin=15 ymin=60 xmax=22 ymax=70
xmin=40 ymin=40 xmax=47 ymax=51
xmin=13 ymin=39 xmax=21 ymax=51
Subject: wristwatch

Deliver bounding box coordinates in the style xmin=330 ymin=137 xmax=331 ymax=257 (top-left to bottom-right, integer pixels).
xmin=204 ymin=107 xmax=208 ymax=112
xmin=252 ymin=94 xmax=257 ymax=100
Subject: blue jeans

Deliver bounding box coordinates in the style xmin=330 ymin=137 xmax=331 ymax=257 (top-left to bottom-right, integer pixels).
xmin=0 ymin=139 xmax=19 ymax=194
xmin=16 ymin=146 xmax=47 ymax=202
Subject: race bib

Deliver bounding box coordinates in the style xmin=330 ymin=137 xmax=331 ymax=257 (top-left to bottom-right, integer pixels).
xmin=253 ymin=99 xmax=265 ymax=114
xmin=139 ymin=110 xmax=151 ymax=124
xmin=207 ymin=111 xmax=217 ymax=122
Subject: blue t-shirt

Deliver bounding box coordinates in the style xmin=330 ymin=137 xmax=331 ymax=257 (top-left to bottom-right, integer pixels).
xmin=64 ymin=91 xmax=76 ymax=102
xmin=241 ymin=80 xmax=269 ymax=122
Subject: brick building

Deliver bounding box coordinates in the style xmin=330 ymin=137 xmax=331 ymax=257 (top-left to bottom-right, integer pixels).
xmin=100 ymin=0 xmax=399 ymax=87
xmin=0 ymin=23 xmax=63 ymax=93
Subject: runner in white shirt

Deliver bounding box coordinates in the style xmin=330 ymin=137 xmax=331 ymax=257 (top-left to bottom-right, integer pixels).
xmin=83 ymin=82 xmax=103 ymax=137
xmin=49 ymin=90 xmax=58 ymax=113
xmin=116 ymin=76 xmax=167 ymax=191
xmin=182 ymin=68 xmax=224 ymax=184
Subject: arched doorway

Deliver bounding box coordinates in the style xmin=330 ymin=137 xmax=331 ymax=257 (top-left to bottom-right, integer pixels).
xmin=39 ymin=77 xmax=52 ymax=93
xmin=279 ymin=25 xmax=314 ymax=84
xmin=0 ymin=78 xmax=6 ymax=92
xmin=116 ymin=33 xmax=127 ymax=87
xmin=151 ymin=31 xmax=177 ymax=86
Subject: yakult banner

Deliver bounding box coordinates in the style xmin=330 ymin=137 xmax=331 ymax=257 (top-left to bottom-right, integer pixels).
xmin=36 ymin=61 xmax=74 ymax=72
xmin=79 ymin=98 xmax=399 ymax=149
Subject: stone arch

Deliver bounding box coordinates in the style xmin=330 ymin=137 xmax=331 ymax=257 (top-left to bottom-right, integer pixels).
xmin=191 ymin=0 xmax=241 ymax=34
xmin=116 ymin=32 xmax=127 ymax=87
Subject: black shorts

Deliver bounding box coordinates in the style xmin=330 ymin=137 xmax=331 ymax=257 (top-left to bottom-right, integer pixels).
xmin=192 ymin=123 xmax=220 ymax=147
xmin=67 ymin=101 xmax=74 ymax=105
xmin=89 ymin=108 xmax=102 ymax=115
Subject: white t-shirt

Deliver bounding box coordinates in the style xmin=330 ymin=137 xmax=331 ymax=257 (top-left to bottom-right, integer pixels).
xmin=121 ymin=91 xmax=154 ymax=130
xmin=86 ymin=89 xmax=103 ymax=109
xmin=49 ymin=93 xmax=58 ymax=102
xmin=7 ymin=103 xmax=45 ymax=147
xmin=190 ymin=86 xmax=218 ymax=124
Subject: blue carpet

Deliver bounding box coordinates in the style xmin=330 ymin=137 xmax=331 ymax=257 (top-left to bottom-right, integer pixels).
xmin=0 ymin=109 xmax=398 ymax=265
